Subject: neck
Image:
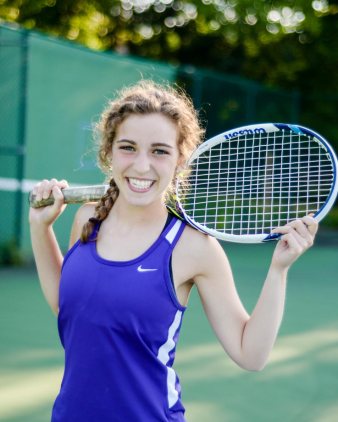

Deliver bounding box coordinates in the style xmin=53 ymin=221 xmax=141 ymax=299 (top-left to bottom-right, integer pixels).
xmin=106 ymin=196 xmax=168 ymax=228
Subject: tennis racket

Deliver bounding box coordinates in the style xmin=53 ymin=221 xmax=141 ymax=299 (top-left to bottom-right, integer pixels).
xmin=29 ymin=123 xmax=338 ymax=244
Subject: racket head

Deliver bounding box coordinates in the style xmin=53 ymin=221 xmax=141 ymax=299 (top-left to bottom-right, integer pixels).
xmin=175 ymin=123 xmax=338 ymax=243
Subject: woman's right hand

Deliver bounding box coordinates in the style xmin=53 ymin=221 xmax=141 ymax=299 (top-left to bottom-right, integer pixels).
xmin=29 ymin=178 xmax=69 ymax=227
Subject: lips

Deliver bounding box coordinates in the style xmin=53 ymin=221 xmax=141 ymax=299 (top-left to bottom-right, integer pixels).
xmin=127 ymin=177 xmax=155 ymax=192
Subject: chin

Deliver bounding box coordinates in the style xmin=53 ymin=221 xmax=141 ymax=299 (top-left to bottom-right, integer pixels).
xmin=123 ymin=195 xmax=161 ymax=208
xmin=119 ymin=185 xmax=167 ymax=208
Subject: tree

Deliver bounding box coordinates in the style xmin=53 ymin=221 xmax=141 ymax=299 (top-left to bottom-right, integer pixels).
xmin=1 ymin=0 xmax=337 ymax=91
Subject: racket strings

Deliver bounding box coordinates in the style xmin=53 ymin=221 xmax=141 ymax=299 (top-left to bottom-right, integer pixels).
xmin=192 ymin=162 xmax=333 ymax=176
xmin=184 ymin=174 xmax=333 ymax=188
xmin=177 ymin=131 xmax=334 ymax=235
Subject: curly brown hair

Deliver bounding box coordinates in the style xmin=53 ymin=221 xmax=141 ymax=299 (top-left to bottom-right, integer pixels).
xmin=81 ymin=80 xmax=204 ymax=242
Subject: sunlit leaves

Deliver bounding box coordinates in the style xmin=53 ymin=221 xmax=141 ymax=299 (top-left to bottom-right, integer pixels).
xmin=0 ymin=0 xmax=337 ymax=91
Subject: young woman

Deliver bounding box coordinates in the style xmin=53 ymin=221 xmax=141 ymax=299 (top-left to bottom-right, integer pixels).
xmin=29 ymin=81 xmax=318 ymax=422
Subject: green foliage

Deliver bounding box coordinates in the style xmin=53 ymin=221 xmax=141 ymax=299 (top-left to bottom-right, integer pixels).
xmin=1 ymin=0 xmax=337 ymax=92
xmin=0 ymin=239 xmax=24 ymax=267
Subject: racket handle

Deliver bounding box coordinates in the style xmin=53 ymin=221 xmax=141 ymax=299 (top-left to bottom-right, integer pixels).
xmin=29 ymin=185 xmax=109 ymax=208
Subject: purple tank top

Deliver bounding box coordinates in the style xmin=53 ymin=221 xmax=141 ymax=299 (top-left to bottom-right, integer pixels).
xmin=52 ymin=216 xmax=187 ymax=422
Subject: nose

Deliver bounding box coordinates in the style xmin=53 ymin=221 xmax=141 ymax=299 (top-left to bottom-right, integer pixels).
xmin=134 ymin=151 xmax=151 ymax=174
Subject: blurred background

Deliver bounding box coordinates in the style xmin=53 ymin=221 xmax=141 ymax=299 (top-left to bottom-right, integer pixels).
xmin=0 ymin=1 xmax=337 ymax=421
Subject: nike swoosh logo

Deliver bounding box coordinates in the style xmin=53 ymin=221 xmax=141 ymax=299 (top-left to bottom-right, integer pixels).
xmin=137 ymin=265 xmax=158 ymax=272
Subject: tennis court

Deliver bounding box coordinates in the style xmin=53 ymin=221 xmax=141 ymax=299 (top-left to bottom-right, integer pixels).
xmin=1 ymin=236 xmax=337 ymax=422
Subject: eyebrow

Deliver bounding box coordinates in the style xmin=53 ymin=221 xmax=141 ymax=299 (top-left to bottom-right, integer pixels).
xmin=116 ymin=139 xmax=174 ymax=149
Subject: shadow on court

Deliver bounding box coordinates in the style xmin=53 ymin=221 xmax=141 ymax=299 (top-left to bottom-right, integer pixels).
xmin=0 ymin=236 xmax=337 ymax=422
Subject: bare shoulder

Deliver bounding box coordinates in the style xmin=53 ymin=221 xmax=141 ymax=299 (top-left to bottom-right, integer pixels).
xmin=174 ymin=224 xmax=229 ymax=282
xmin=179 ymin=224 xmax=226 ymax=259
xmin=69 ymin=202 xmax=97 ymax=247
xmin=75 ymin=202 xmax=97 ymax=223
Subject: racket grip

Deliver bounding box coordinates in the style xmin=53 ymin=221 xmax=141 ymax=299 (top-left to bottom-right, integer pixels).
xmin=29 ymin=185 xmax=109 ymax=208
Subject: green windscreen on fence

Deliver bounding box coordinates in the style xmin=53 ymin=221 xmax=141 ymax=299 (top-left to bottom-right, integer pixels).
xmin=0 ymin=24 xmax=178 ymax=258
xmin=0 ymin=24 xmax=306 ymax=261
xmin=0 ymin=26 xmax=26 ymax=259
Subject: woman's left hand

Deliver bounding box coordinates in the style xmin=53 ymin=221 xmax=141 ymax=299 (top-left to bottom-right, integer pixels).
xmin=270 ymin=215 xmax=319 ymax=271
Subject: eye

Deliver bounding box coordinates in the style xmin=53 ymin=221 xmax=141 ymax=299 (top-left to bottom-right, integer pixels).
xmin=119 ymin=145 xmax=135 ymax=152
xmin=153 ymin=148 xmax=170 ymax=155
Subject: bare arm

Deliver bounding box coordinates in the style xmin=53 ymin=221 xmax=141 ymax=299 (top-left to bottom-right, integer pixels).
xmin=235 ymin=265 xmax=288 ymax=371
xmin=30 ymin=223 xmax=64 ymax=315
xmin=29 ymin=178 xmax=97 ymax=315
xmin=239 ymin=216 xmax=318 ymax=369
xmin=68 ymin=202 xmax=97 ymax=248
xmin=192 ymin=216 xmax=318 ymax=371
xmin=29 ymin=179 xmax=68 ymax=315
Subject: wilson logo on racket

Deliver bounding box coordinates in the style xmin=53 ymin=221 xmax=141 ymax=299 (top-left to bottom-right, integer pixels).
xmin=223 ymin=127 xmax=268 ymax=140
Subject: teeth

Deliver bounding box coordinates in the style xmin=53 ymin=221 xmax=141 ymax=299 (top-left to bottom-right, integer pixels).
xmin=129 ymin=178 xmax=153 ymax=190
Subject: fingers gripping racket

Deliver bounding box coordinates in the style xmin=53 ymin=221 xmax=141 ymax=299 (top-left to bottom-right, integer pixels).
xmin=29 ymin=184 xmax=109 ymax=208
xmin=29 ymin=123 xmax=338 ymax=244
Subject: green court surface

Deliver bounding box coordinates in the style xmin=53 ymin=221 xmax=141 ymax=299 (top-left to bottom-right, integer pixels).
xmin=0 ymin=239 xmax=337 ymax=422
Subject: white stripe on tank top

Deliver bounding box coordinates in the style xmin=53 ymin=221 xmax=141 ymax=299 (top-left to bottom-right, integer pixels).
xmin=165 ymin=219 xmax=182 ymax=244
xmin=157 ymin=310 xmax=183 ymax=408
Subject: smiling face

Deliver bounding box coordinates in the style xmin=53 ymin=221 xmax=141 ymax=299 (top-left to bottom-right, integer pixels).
xmin=111 ymin=113 xmax=180 ymax=209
